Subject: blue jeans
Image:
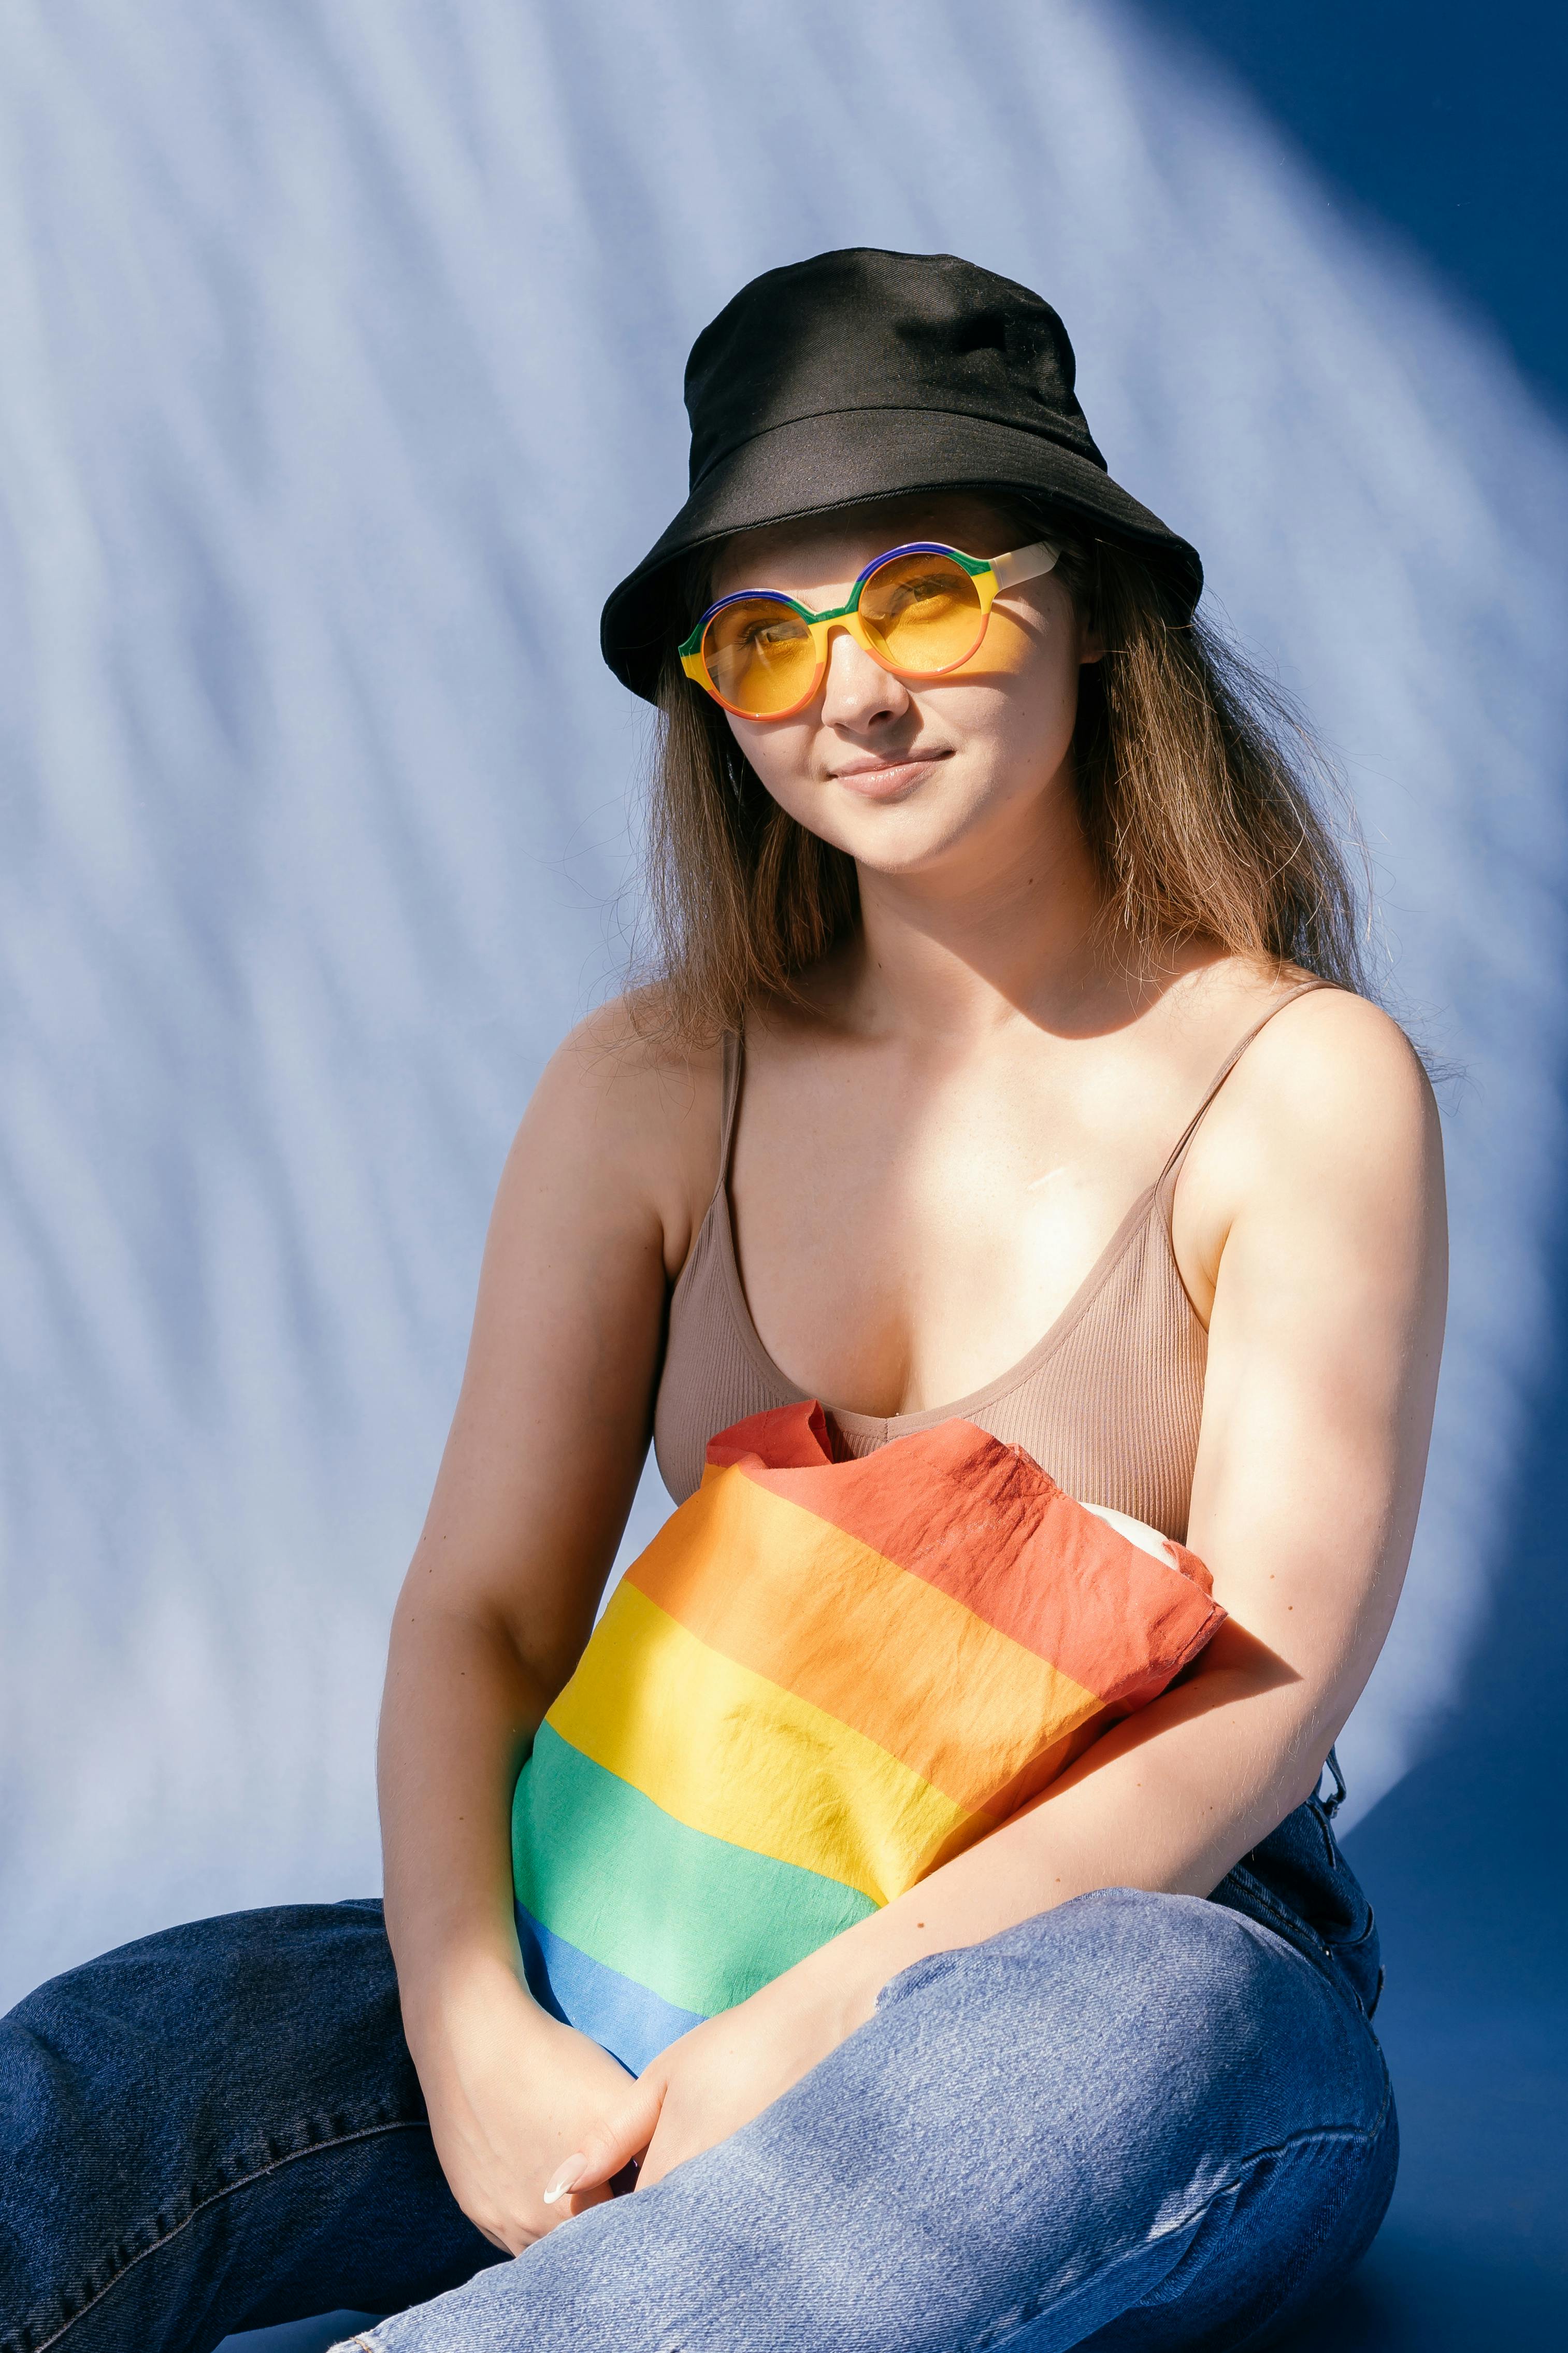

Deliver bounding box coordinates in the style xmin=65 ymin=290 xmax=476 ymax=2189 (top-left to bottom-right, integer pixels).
xmin=1 ymin=1792 xmax=1393 ymax=2352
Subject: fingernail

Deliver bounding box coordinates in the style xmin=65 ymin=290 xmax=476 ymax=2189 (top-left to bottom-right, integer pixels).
xmin=542 ymin=2154 xmax=587 ymax=2205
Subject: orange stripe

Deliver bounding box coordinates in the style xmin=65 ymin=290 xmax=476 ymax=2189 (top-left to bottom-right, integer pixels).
xmin=625 ymin=1467 xmax=1105 ymax=1817
xmin=722 ymin=1418 xmax=1221 ymax=1701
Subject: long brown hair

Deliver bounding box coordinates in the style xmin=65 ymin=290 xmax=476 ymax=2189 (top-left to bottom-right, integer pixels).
xmin=635 ymin=499 xmax=1369 ymax=1043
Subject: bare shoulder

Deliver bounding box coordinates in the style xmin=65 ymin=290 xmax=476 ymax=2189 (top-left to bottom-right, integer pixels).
xmin=509 ymin=991 xmax=727 ymax=1278
xmin=536 ymin=991 xmax=724 ymax=1134
xmin=1175 ymin=981 xmax=1445 ymax=1312
xmin=1222 ymin=985 xmax=1440 ymax=1176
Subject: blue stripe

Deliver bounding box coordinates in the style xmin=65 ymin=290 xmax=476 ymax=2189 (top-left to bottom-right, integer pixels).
xmin=515 ymin=1903 xmax=708 ymax=2076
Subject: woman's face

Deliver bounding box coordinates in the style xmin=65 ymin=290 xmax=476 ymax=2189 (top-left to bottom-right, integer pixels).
xmin=706 ymin=493 xmax=1098 ymax=882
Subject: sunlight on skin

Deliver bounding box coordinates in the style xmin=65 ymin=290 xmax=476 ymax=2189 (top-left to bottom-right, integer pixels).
xmin=698 ymin=490 xmax=1239 ymax=1431
xmin=711 ymin=493 xmax=1102 ymax=901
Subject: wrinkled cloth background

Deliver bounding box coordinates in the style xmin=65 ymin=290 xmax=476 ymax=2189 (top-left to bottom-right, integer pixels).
xmin=0 ymin=4 xmax=1562 ymax=2344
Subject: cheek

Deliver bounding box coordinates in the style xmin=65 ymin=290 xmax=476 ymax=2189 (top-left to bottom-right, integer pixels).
xmin=725 ymin=717 xmax=817 ymax=814
xmin=976 ymin=604 xmax=1080 ymax=699
xmin=990 ymin=625 xmax=1086 ymax=757
xmin=953 ymin=625 xmax=1082 ymax=755
xmin=976 ymin=603 xmax=1040 ymax=672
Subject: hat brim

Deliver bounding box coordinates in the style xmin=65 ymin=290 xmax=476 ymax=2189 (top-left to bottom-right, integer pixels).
xmin=600 ymin=405 xmax=1203 ymax=700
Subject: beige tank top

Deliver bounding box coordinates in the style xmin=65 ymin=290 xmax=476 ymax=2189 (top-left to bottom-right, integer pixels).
xmin=653 ymin=983 xmax=1326 ymax=1541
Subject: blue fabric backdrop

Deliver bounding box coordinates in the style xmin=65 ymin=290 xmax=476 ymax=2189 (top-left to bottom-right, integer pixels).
xmin=0 ymin=3 xmax=1560 ymax=2341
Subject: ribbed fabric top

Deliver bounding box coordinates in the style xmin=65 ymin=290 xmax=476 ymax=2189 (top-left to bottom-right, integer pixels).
xmin=654 ymin=985 xmax=1325 ymax=1542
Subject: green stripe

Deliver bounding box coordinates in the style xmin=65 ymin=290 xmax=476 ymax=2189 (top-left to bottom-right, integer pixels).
xmin=512 ymin=1724 xmax=876 ymax=2017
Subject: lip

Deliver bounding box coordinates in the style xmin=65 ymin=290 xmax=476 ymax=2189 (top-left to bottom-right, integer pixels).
xmin=828 ymin=749 xmax=952 ymax=801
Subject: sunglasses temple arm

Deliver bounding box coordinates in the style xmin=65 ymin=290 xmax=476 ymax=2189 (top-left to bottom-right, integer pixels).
xmin=989 ymin=540 xmax=1060 ymax=590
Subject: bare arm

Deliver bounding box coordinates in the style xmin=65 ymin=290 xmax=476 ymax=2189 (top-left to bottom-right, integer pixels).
xmin=833 ymin=992 xmax=1448 ymax=1946
xmin=377 ymin=1007 xmax=713 ymax=2248
xmin=553 ymin=990 xmax=1447 ymax=2201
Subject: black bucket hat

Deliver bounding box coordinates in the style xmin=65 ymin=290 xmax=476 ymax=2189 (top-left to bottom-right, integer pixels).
xmin=600 ymin=246 xmax=1202 ymax=701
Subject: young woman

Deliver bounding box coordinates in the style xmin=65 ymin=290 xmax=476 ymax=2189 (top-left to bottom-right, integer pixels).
xmin=3 ymin=250 xmax=1445 ymax=2353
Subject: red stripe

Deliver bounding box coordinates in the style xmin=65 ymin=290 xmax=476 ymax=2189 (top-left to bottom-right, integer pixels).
xmin=705 ymin=1399 xmax=835 ymax=1472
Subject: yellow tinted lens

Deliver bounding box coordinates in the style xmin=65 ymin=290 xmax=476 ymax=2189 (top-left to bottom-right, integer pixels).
xmin=859 ymin=552 xmax=985 ymax=672
xmin=703 ymin=598 xmax=817 ymax=715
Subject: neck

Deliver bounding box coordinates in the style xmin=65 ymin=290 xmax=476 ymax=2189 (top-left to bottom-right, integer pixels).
xmin=842 ymin=785 xmax=1135 ymax=1045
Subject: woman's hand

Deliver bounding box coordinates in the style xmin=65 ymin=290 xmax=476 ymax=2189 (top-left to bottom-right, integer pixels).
xmin=405 ymin=1955 xmax=637 ymax=2253
xmin=543 ymin=1961 xmax=875 ymax=2210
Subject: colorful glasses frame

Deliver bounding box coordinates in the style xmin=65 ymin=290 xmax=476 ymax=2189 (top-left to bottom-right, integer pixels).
xmin=678 ymin=538 xmax=1061 ymax=719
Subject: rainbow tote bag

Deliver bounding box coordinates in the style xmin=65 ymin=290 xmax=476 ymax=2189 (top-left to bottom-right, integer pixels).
xmin=511 ymin=1401 xmax=1223 ymax=2074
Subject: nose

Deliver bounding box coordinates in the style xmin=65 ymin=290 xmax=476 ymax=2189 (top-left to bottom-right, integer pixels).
xmin=818 ymin=622 xmax=911 ymax=732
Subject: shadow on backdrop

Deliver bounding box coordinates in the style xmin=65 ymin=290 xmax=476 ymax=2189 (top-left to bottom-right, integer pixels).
xmin=1138 ymin=9 xmax=1568 ymax=2338
xmin=1151 ymin=0 xmax=1567 ymax=410
xmin=1270 ymin=1225 xmax=1568 ymax=2342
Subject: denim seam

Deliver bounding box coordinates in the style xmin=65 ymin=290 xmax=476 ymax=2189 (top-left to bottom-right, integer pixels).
xmin=1218 ymin=1871 xmax=1366 ymax=2002
xmin=1303 ymin=1795 xmax=1340 ymax=1870
xmin=1233 ymin=1899 xmax=1378 ymax=2021
xmin=1229 ymin=1852 xmax=1375 ymax=1957
xmin=1221 ymin=1867 xmax=1330 ymax=1951
xmin=1217 ymin=2127 xmax=1388 ymax=2353
xmin=10 ymin=2119 xmax=431 ymax=2353
xmin=973 ymin=2116 xmax=1390 ymax=2353
xmin=1219 ymin=1899 xmax=1395 ymax=2128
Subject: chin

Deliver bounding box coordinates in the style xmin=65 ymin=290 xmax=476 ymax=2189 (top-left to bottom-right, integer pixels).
xmin=830 ymin=811 xmax=987 ymax=876
xmin=858 ymin=770 xmax=1015 ymax=838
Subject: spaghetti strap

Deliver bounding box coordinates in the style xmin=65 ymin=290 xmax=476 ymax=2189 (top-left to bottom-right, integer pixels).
xmin=1157 ymin=980 xmax=1332 ymax=1190
xmin=717 ymin=1029 xmax=746 ymax=1182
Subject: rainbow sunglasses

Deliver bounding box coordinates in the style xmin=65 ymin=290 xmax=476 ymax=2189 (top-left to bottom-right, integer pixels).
xmin=679 ymin=538 xmax=1061 ymax=720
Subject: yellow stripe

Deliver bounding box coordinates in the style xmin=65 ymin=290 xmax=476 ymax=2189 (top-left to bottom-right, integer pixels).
xmin=545 ymin=1580 xmax=979 ymax=1905
xmin=625 ymin=1470 xmax=1103 ymax=1814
